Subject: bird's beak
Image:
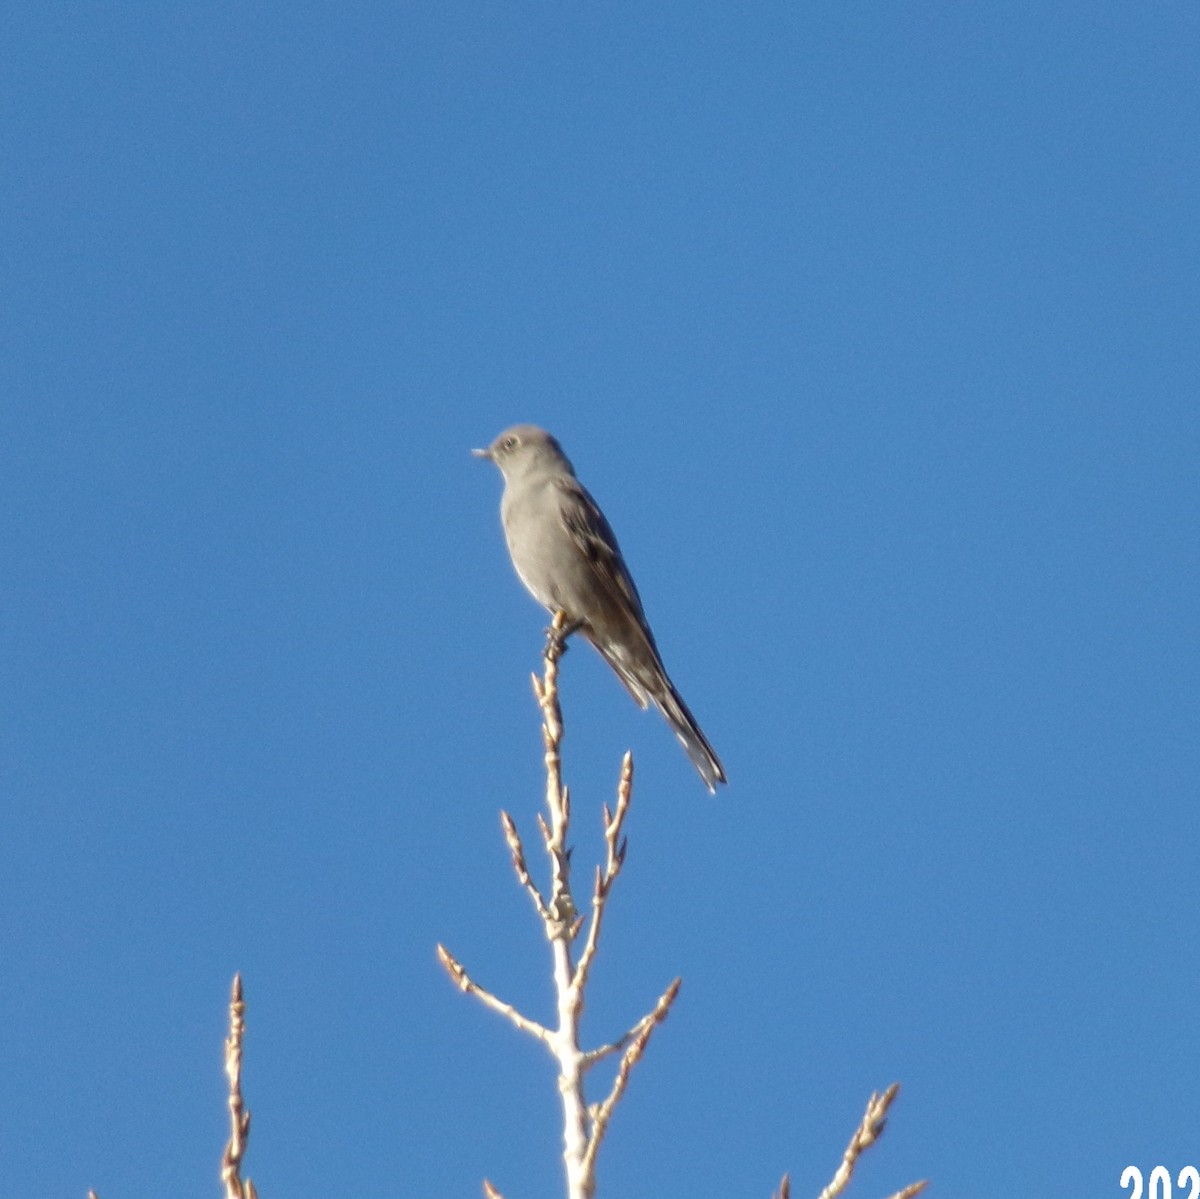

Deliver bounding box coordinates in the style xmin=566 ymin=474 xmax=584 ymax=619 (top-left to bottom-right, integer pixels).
xmin=471 ymin=446 xmax=492 ymax=460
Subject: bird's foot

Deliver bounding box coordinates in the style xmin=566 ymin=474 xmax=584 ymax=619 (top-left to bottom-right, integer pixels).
xmin=543 ymin=613 xmax=581 ymax=663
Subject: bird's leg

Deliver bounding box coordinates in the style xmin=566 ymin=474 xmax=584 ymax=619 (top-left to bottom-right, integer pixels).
xmin=544 ymin=611 xmax=582 ymax=664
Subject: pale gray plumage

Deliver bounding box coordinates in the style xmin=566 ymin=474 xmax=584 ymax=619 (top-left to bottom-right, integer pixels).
xmin=474 ymin=424 xmax=726 ymax=792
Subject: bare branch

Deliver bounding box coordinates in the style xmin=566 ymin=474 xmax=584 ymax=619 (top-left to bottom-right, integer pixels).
xmin=436 ymin=945 xmax=553 ymax=1044
xmin=446 ymin=607 xmax=677 ymax=1199
xmin=482 ymin=1181 xmax=507 ymax=1199
xmin=884 ymin=1183 xmax=929 ymax=1199
xmin=582 ymin=968 xmax=683 ymax=1070
xmin=573 ymin=753 xmax=634 ymax=997
xmin=772 ymin=1175 xmax=791 ymax=1199
xmin=579 ymin=1037 xmax=624 ymax=1069
xmin=815 ymin=1083 xmax=926 ymax=1199
xmin=581 ymin=976 xmax=681 ymax=1177
xmin=501 ymin=810 xmax=551 ymax=921
xmin=221 ymin=974 xmax=254 ymax=1199
xmin=534 ymin=614 xmax=575 ymax=927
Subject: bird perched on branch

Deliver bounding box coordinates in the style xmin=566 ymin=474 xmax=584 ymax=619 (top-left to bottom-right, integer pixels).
xmin=474 ymin=424 xmax=726 ymax=792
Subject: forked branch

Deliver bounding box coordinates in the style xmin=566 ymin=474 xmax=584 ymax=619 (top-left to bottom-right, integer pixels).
xmin=811 ymin=1083 xmax=926 ymax=1199
xmin=441 ymin=612 xmax=675 ymax=1199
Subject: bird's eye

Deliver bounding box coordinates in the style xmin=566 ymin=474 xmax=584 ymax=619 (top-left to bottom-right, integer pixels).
xmin=501 ymin=436 xmax=518 ymax=451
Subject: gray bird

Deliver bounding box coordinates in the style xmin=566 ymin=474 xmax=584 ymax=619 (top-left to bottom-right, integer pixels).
xmin=474 ymin=424 xmax=726 ymax=792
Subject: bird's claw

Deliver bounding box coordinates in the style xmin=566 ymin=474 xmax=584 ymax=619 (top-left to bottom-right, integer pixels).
xmin=543 ymin=614 xmax=582 ymax=663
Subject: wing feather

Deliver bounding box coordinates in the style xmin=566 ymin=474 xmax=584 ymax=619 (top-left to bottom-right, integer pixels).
xmin=554 ymin=478 xmax=649 ymax=625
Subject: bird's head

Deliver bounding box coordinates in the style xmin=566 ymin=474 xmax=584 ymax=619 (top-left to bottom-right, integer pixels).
xmin=472 ymin=425 xmax=574 ymax=480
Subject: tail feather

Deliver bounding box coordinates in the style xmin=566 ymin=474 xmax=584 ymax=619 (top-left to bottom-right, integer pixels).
xmin=653 ymin=680 xmax=726 ymax=793
xmin=586 ymin=626 xmax=726 ymax=792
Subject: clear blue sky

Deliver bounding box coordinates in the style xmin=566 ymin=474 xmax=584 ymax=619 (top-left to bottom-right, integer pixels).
xmin=3 ymin=3 xmax=1197 ymax=1196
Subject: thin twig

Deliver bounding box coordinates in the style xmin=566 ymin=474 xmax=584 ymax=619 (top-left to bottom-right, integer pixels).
xmin=580 ymin=975 xmax=677 ymax=1069
xmin=772 ymin=1175 xmax=790 ymax=1199
xmin=482 ymin=1180 xmax=507 ymax=1199
xmin=581 ymin=976 xmax=681 ymax=1178
xmin=436 ymin=945 xmax=553 ymax=1044
xmin=883 ymin=1183 xmax=929 ymax=1199
xmin=501 ymin=809 xmax=551 ymax=921
xmin=533 ymin=613 xmax=574 ymax=926
xmin=221 ymin=974 xmax=257 ymax=1199
xmin=815 ymin=1083 xmax=926 ymax=1199
xmin=579 ymin=1035 xmax=629 ymax=1069
xmin=573 ymin=753 xmax=633 ymax=997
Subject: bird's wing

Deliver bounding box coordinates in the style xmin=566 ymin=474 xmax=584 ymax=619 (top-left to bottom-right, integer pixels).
xmin=554 ymin=476 xmax=651 ymax=628
xmin=553 ymin=476 xmax=672 ymax=712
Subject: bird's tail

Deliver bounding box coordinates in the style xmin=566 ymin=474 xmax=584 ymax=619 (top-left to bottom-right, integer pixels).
xmin=653 ymin=679 xmax=727 ymax=794
xmin=589 ymin=629 xmax=727 ymax=793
